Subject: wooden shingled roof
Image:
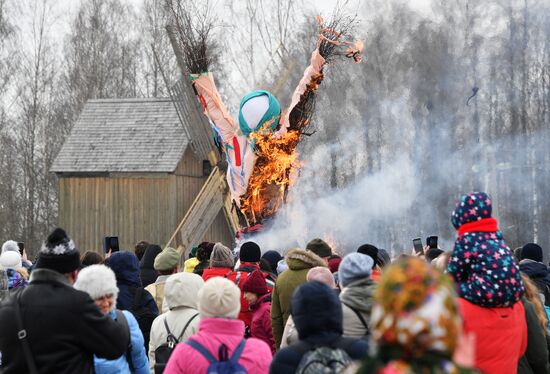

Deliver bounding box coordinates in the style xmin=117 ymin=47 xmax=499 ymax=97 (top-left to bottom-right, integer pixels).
xmin=51 ymin=98 xmax=189 ymax=174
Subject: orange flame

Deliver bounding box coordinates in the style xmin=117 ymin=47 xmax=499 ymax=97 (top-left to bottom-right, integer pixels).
xmin=240 ymin=126 xmax=301 ymax=225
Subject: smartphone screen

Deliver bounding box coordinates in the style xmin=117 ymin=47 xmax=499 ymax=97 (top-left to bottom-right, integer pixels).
xmin=427 ymin=236 xmax=438 ymax=249
xmin=104 ymin=236 xmax=120 ymax=253
xmin=17 ymin=242 xmax=24 ymax=256
xmin=413 ymin=238 xmax=424 ymax=255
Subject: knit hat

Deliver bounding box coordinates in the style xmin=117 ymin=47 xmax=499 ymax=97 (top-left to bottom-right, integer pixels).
xmin=36 ymin=228 xmax=80 ymax=273
xmin=74 ymin=264 xmax=119 ymax=302
xmin=377 ymin=248 xmax=391 ymax=267
xmin=154 ymin=247 xmax=180 ymax=271
xmin=371 ymin=257 xmax=461 ymax=359
xmin=338 ymin=252 xmax=374 ymax=288
xmin=328 ymin=255 xmax=342 ymax=273
xmin=451 ymin=191 xmax=493 ymax=229
xmin=307 ymin=266 xmax=336 ymax=288
xmin=198 ymin=277 xmax=241 ymax=319
xmin=210 ymin=243 xmax=234 ymax=268
xmin=306 ymin=238 xmax=332 ymax=258
xmin=239 ymin=241 xmax=261 ymax=263
xmin=242 ymin=270 xmax=269 ymax=295
xmin=0 ymin=251 xmax=22 ymax=270
xmin=357 ymin=244 xmax=378 ymax=269
xmin=261 ymin=250 xmax=283 ymax=274
xmin=238 ymin=90 xmax=281 ymax=136
xmin=1 ymin=240 xmax=19 ymax=254
xmin=521 ymin=243 xmax=543 ymax=263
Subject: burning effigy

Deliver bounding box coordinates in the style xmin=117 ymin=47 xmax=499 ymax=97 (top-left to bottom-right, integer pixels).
xmin=188 ymin=15 xmax=363 ymax=228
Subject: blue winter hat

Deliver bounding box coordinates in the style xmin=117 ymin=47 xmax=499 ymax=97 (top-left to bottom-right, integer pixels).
xmin=238 ymin=90 xmax=281 ymax=136
xmin=339 ymin=252 xmax=374 ymax=288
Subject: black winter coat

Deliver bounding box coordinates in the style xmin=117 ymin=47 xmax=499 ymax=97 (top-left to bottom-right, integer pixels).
xmin=0 ymin=269 xmax=129 ymax=374
xmin=520 ymin=259 xmax=550 ymax=306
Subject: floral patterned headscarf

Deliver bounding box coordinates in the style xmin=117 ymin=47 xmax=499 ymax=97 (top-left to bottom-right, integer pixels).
xmin=370 ymin=257 xmax=461 ymax=360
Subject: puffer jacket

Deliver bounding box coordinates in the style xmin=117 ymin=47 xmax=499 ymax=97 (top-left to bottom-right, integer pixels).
xmin=148 ymin=273 xmax=203 ymax=371
xmin=447 ymin=192 xmax=524 ymax=308
xmin=140 ymin=245 xmax=161 ymax=288
xmin=340 ymin=278 xmax=376 ymax=338
xmin=164 ymin=318 xmax=272 ymax=374
xmin=459 ymin=297 xmax=527 ymax=374
xmin=250 ymin=293 xmax=276 ymax=354
xmin=107 ymin=251 xmax=159 ymax=314
xmin=94 ymin=310 xmax=150 ymax=374
xmin=520 ymin=259 xmax=550 ymax=306
xmin=270 ymin=281 xmax=368 ymax=373
xmin=271 ymin=249 xmax=326 ymax=347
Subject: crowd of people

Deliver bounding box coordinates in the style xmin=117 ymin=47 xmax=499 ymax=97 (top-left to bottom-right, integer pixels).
xmin=0 ymin=191 xmax=549 ymax=373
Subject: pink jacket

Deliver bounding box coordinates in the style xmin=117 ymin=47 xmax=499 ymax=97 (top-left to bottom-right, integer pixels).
xmin=250 ymin=294 xmax=276 ymax=354
xmin=164 ymin=318 xmax=272 ymax=374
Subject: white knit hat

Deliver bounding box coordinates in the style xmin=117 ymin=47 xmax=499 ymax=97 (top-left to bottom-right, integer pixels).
xmin=198 ymin=277 xmax=241 ymax=319
xmin=0 ymin=251 xmax=22 ymax=269
xmin=74 ymin=264 xmax=119 ymax=301
xmin=1 ymin=240 xmax=19 ymax=254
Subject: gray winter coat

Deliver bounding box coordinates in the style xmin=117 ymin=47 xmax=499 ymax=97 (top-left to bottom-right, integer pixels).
xmin=339 ymin=278 xmax=376 ymax=339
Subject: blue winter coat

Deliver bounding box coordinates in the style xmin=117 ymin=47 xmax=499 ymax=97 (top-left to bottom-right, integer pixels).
xmin=107 ymin=251 xmax=159 ymax=314
xmin=94 ymin=310 xmax=150 ymax=374
xmin=270 ymin=281 xmax=368 ymax=373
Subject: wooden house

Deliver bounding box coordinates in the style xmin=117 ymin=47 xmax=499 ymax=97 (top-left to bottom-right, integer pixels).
xmin=51 ymin=97 xmax=233 ymax=252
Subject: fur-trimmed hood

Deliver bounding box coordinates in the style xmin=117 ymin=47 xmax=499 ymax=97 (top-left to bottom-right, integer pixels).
xmin=285 ymin=248 xmax=327 ymax=271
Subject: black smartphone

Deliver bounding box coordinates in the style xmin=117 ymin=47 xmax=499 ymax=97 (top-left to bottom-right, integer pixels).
xmin=426 ymin=236 xmax=438 ymax=249
xmin=413 ymin=238 xmax=424 ymax=255
xmin=103 ymin=236 xmax=120 ymax=253
xmin=17 ymin=242 xmax=24 ymax=255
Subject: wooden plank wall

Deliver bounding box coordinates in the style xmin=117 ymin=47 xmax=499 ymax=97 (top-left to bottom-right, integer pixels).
xmin=58 ymin=150 xmax=233 ymax=253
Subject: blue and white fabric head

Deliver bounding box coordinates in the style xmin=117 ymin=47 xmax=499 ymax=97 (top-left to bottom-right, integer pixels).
xmin=238 ymin=90 xmax=281 ymax=136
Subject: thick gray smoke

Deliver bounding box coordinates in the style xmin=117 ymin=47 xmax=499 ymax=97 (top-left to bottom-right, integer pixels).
xmin=250 ymin=0 xmax=550 ymax=259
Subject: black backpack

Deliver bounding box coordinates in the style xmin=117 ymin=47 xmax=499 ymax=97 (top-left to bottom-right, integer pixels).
xmin=129 ymin=287 xmax=158 ymax=351
xmin=154 ymin=313 xmax=199 ymax=374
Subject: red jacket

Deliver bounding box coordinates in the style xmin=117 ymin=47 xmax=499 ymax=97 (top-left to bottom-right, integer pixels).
xmin=202 ymin=267 xmax=232 ymax=282
xmin=226 ymin=263 xmax=261 ymax=327
xmin=459 ymin=298 xmax=527 ymax=374
xmin=250 ymin=294 xmax=275 ymax=354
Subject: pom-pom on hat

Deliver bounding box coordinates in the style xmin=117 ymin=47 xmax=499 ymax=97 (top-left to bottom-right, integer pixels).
xmin=339 ymin=252 xmax=374 ymax=288
xmin=198 ymin=277 xmax=241 ymax=319
xmin=36 ymin=228 xmax=80 ymax=274
xmin=521 ymin=243 xmax=543 ymax=263
xmin=239 ymin=241 xmax=261 ymax=263
xmin=306 ymin=238 xmax=332 ymax=258
xmin=238 ymin=90 xmax=281 ymax=136
xmin=242 ymin=269 xmax=269 ymax=295
xmin=1 ymin=240 xmax=19 ymax=254
xmin=210 ymin=243 xmax=234 ymax=268
xmin=74 ymin=264 xmax=119 ymax=302
xmin=0 ymin=251 xmax=22 ymax=270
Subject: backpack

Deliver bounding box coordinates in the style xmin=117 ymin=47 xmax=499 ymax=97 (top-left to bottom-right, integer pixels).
xmin=115 ymin=310 xmax=134 ymax=372
xmin=185 ymin=339 xmax=247 ymax=374
xmin=154 ymin=313 xmax=199 ymax=374
xmin=129 ymin=287 xmax=157 ymax=350
xmin=293 ymin=338 xmax=354 ymax=374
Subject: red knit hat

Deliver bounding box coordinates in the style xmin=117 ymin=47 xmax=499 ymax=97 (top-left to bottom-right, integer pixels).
xmin=242 ymin=270 xmax=269 ymax=295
